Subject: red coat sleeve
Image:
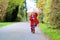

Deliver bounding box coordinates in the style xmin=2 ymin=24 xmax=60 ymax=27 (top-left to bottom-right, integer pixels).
xmin=30 ymin=16 xmax=34 ymax=21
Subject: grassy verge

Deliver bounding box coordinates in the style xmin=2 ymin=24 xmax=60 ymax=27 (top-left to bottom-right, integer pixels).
xmin=0 ymin=22 xmax=13 ymax=27
xmin=39 ymin=23 xmax=60 ymax=40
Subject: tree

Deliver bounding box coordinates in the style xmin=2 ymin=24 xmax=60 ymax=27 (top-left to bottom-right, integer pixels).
xmin=37 ymin=0 xmax=60 ymax=28
xmin=49 ymin=0 xmax=60 ymax=28
xmin=0 ymin=0 xmax=8 ymax=21
xmin=0 ymin=0 xmax=25 ymax=22
xmin=36 ymin=0 xmax=45 ymax=22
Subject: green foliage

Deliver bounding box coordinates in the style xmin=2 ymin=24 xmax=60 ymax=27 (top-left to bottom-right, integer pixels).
xmin=37 ymin=0 xmax=45 ymax=9
xmin=43 ymin=0 xmax=52 ymax=23
xmin=48 ymin=0 xmax=60 ymax=27
xmin=0 ymin=22 xmax=12 ymax=27
xmin=39 ymin=23 xmax=60 ymax=40
xmin=0 ymin=0 xmax=25 ymax=22
xmin=6 ymin=0 xmax=25 ymax=22
xmin=37 ymin=0 xmax=60 ymax=27
xmin=37 ymin=0 xmax=60 ymax=40
xmin=17 ymin=5 xmax=27 ymax=22
xmin=37 ymin=0 xmax=45 ymax=22
xmin=8 ymin=0 xmax=24 ymax=5
xmin=7 ymin=0 xmax=24 ymax=13
xmin=37 ymin=0 xmax=52 ymax=23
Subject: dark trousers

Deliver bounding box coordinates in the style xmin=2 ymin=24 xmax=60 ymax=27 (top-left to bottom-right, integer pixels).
xmin=31 ymin=26 xmax=35 ymax=32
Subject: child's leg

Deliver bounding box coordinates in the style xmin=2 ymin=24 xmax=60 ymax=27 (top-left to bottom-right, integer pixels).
xmin=31 ymin=26 xmax=33 ymax=32
xmin=34 ymin=23 xmax=37 ymax=27
xmin=35 ymin=24 xmax=37 ymax=28
xmin=31 ymin=26 xmax=35 ymax=33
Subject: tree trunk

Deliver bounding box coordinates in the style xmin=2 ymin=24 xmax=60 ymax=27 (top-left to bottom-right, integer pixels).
xmin=50 ymin=0 xmax=60 ymax=27
xmin=0 ymin=0 xmax=8 ymax=22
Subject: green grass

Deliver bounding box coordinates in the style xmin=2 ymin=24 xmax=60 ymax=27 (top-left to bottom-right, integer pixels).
xmin=0 ymin=22 xmax=13 ymax=27
xmin=39 ymin=23 xmax=60 ymax=40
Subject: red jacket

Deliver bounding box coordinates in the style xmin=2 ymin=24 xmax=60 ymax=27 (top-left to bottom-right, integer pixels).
xmin=30 ymin=13 xmax=39 ymax=26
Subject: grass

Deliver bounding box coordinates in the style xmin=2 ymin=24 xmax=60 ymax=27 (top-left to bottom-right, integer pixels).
xmin=39 ymin=23 xmax=60 ymax=40
xmin=0 ymin=22 xmax=13 ymax=27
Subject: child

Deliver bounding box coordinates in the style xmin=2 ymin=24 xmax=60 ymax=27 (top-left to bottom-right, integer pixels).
xmin=30 ymin=12 xmax=39 ymax=33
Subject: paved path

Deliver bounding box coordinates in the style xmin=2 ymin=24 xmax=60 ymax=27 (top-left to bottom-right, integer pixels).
xmin=0 ymin=22 xmax=50 ymax=40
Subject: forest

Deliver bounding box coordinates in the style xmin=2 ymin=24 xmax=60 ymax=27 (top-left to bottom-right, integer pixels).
xmin=0 ymin=0 xmax=60 ymax=40
xmin=37 ymin=0 xmax=60 ymax=40
xmin=37 ymin=0 xmax=60 ymax=28
xmin=0 ymin=0 xmax=27 ymax=22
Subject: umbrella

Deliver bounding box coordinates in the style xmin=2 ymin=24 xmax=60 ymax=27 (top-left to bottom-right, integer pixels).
xmin=33 ymin=8 xmax=43 ymax=14
xmin=27 ymin=8 xmax=34 ymax=13
xmin=27 ymin=8 xmax=43 ymax=14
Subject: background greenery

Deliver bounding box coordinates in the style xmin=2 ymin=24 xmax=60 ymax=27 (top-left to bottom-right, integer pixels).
xmin=37 ymin=0 xmax=60 ymax=40
xmin=39 ymin=23 xmax=60 ymax=40
xmin=37 ymin=0 xmax=60 ymax=28
xmin=0 ymin=22 xmax=13 ymax=27
xmin=0 ymin=0 xmax=27 ymax=22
